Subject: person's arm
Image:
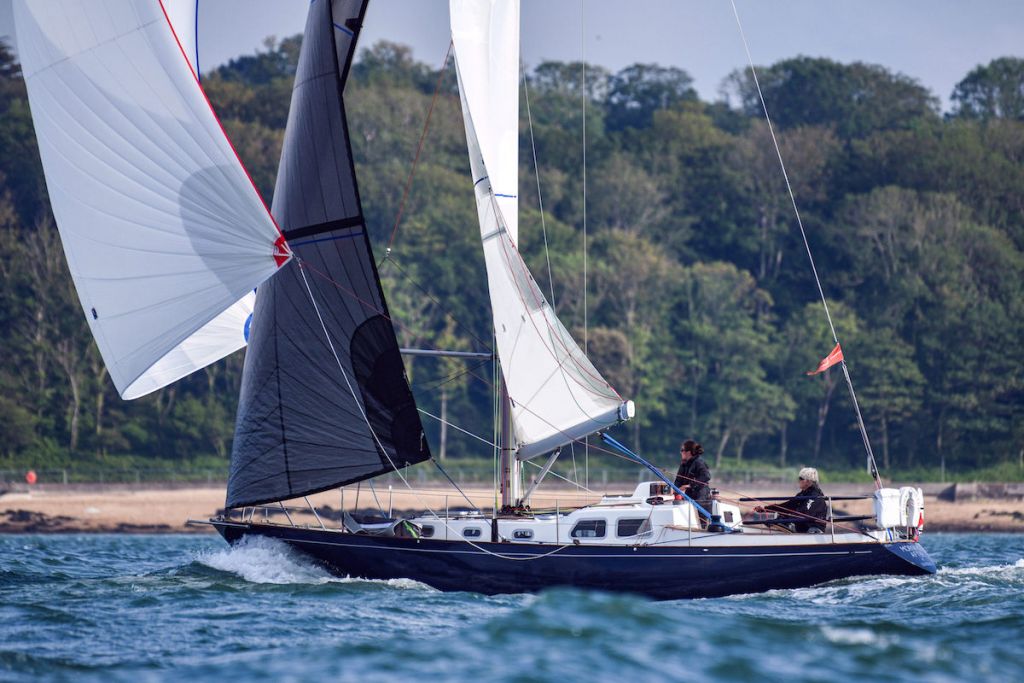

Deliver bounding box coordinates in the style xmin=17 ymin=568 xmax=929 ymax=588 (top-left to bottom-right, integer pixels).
xmin=808 ymin=496 xmax=829 ymax=521
xmin=765 ymin=496 xmax=800 ymax=514
xmin=684 ymin=461 xmax=711 ymax=500
xmin=698 ymin=460 xmax=711 ymax=484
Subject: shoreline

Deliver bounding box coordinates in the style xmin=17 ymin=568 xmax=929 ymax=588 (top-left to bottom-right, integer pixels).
xmin=2 ymin=483 xmax=1022 ymax=534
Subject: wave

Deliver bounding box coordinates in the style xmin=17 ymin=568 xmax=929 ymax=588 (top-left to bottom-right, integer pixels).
xmin=717 ymin=557 xmax=1024 ymax=609
xmin=936 ymin=558 xmax=1024 ymax=578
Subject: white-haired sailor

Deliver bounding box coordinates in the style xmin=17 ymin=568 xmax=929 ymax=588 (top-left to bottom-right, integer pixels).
xmin=754 ymin=467 xmax=828 ymax=533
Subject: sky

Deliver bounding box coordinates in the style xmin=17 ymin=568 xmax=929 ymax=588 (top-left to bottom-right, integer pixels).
xmin=1 ymin=1 xmax=1022 ymax=109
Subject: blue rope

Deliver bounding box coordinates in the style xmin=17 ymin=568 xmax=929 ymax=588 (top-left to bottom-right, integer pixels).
xmin=194 ymin=0 xmax=201 ymax=82
xmin=599 ymin=432 xmax=712 ymax=519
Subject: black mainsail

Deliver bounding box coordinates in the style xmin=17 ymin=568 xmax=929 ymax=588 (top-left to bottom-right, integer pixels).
xmin=227 ymin=0 xmax=430 ymax=509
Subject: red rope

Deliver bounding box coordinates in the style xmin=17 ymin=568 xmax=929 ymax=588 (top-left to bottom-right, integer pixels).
xmin=386 ymin=39 xmax=454 ymax=252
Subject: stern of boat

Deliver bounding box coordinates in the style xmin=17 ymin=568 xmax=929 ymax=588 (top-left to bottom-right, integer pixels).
xmin=884 ymin=539 xmax=936 ymax=575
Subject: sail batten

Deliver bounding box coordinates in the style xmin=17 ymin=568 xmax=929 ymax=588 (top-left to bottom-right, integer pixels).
xmin=450 ymin=0 xmax=632 ymax=460
xmin=14 ymin=0 xmax=289 ymax=399
xmin=227 ymin=0 xmax=430 ymax=509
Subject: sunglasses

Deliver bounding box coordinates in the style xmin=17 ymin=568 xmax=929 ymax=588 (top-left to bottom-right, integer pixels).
xmin=798 ymin=477 xmax=807 ymax=481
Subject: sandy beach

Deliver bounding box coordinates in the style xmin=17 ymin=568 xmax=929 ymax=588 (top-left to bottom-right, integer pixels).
xmin=2 ymin=482 xmax=1022 ymax=534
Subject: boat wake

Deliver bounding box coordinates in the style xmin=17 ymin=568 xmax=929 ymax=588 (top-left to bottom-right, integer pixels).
xmin=717 ymin=557 xmax=1024 ymax=608
xmin=195 ymin=536 xmax=433 ymax=591
xmin=936 ymin=557 xmax=1024 ymax=578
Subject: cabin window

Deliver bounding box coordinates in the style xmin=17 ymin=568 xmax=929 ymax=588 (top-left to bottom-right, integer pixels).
xmin=463 ymin=527 xmax=482 ymax=538
xmin=513 ymin=529 xmax=533 ymax=539
xmin=570 ymin=519 xmax=606 ymax=539
xmin=724 ymin=511 xmax=735 ymax=524
xmin=616 ymin=518 xmax=650 ymax=537
xmin=420 ymin=524 xmax=435 ymax=538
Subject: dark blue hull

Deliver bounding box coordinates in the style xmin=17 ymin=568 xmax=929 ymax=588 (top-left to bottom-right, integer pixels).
xmin=212 ymin=521 xmax=936 ymax=600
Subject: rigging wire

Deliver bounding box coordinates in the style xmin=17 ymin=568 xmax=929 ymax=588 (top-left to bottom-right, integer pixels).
xmin=526 ymin=457 xmax=594 ymax=493
xmin=380 ymin=257 xmax=493 ymax=351
xmin=410 ymin=358 xmax=490 ymax=399
xmin=728 ymin=0 xmax=882 ymax=490
xmin=418 ymin=407 xmax=495 ymax=448
xmin=432 ymin=458 xmax=481 ymax=514
xmin=521 ymin=62 xmax=557 ymax=310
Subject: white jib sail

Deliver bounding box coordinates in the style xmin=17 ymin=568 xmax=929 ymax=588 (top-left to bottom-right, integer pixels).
xmin=14 ymin=0 xmax=288 ymax=400
xmin=450 ymin=0 xmax=633 ymax=460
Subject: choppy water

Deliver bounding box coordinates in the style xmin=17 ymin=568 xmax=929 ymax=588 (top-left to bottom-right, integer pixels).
xmin=1 ymin=533 xmax=1022 ymax=682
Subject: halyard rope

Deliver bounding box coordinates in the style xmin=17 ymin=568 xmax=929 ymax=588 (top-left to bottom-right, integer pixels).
xmin=386 ymin=39 xmax=454 ymax=254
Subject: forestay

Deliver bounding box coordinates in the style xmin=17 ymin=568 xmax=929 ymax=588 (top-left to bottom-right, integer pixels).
xmin=228 ymin=0 xmax=430 ymax=509
xmin=450 ymin=0 xmax=632 ymax=460
xmin=13 ymin=0 xmax=287 ymax=399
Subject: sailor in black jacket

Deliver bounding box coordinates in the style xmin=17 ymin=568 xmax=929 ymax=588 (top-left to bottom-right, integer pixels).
xmin=673 ymin=439 xmax=712 ymax=511
xmin=757 ymin=467 xmax=828 ymax=533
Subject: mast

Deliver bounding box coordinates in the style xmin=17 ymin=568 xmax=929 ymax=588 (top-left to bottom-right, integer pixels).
xmin=499 ymin=376 xmax=521 ymax=508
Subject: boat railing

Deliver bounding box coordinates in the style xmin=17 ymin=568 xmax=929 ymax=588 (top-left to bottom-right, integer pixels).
xmin=227 ymin=493 xmax=886 ymax=544
xmin=231 ymin=501 xmax=341 ymax=530
xmin=736 ymin=494 xmax=879 ymax=540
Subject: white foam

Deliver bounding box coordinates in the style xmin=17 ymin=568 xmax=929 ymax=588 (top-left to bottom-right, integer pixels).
xmin=937 ymin=559 xmax=1024 ymax=579
xmin=197 ymin=536 xmax=340 ymax=584
xmin=196 ymin=536 xmax=435 ymax=591
xmin=821 ymin=626 xmax=894 ymax=647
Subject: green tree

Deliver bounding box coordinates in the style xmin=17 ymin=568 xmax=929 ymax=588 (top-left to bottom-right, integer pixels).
xmin=730 ymin=122 xmax=839 ymax=284
xmin=726 ymin=57 xmax=939 ymax=138
xmin=952 ymin=57 xmax=1024 ymax=121
xmin=851 ymin=329 xmax=925 ymax=470
xmin=572 ymin=231 xmax=682 ymax=451
xmin=605 ymin=63 xmax=697 ymax=131
xmin=671 ymin=262 xmax=787 ymax=465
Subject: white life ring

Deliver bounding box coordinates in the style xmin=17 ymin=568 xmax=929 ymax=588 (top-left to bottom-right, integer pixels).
xmin=899 ymin=486 xmax=924 ymax=530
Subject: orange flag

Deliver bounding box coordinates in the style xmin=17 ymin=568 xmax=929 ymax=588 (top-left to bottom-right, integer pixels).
xmin=807 ymin=343 xmax=844 ymax=376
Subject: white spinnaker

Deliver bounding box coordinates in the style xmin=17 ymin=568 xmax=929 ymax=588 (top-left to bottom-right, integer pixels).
xmin=14 ymin=0 xmax=287 ymax=399
xmin=450 ymin=0 xmax=632 ymax=460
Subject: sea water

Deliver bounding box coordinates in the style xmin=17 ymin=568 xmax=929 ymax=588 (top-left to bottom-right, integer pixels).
xmin=1 ymin=533 xmax=1021 ymax=682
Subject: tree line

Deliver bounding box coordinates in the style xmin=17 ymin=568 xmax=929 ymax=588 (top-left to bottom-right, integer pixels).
xmin=0 ymin=37 xmax=1022 ymax=479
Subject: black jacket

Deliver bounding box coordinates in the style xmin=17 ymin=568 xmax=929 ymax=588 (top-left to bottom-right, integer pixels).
xmin=674 ymin=456 xmax=711 ymax=506
xmin=769 ymin=483 xmax=828 ymax=532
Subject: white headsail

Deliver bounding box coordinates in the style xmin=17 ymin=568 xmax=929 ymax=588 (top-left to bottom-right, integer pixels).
xmin=14 ymin=0 xmax=288 ymax=399
xmin=450 ymin=0 xmax=633 ymax=460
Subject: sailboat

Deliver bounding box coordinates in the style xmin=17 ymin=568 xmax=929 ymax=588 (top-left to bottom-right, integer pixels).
xmin=15 ymin=0 xmax=935 ymax=600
